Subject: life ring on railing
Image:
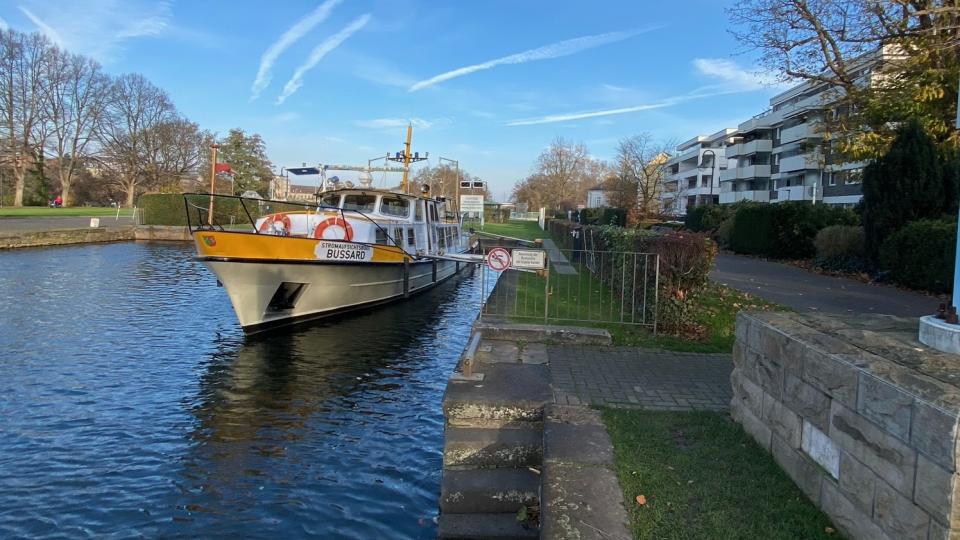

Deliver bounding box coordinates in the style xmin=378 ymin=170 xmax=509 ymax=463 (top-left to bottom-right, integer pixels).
xmin=312 ymin=216 xmax=353 ymax=241
xmin=259 ymin=213 xmax=292 ymax=235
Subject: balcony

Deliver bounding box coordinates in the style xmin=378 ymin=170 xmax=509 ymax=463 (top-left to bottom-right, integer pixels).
xmin=779 ymin=122 xmax=821 ymax=144
xmin=778 ymin=154 xmax=820 ymax=172
xmin=773 ymin=185 xmax=814 ymax=202
xmin=720 ymin=164 xmax=771 ymax=182
xmin=727 ymin=139 xmax=772 ymax=158
xmin=720 ymin=190 xmax=770 ymax=204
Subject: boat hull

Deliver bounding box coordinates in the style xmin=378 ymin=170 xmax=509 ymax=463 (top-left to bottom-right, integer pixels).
xmin=202 ymin=257 xmax=467 ymax=333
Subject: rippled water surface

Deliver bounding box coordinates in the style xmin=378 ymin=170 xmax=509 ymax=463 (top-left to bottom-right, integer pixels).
xmin=0 ymin=242 xmax=483 ymax=539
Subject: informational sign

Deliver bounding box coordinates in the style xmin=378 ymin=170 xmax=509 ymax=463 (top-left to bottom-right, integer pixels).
xmin=486 ymin=247 xmax=511 ymax=272
xmin=511 ymin=249 xmax=546 ymax=270
xmin=314 ymin=240 xmax=373 ymax=262
xmin=460 ymin=195 xmax=484 ymax=213
xmin=89 ymin=218 xmax=100 ymax=228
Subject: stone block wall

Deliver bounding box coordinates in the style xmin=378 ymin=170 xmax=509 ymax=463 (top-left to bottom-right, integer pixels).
xmin=731 ymin=311 xmax=960 ymax=540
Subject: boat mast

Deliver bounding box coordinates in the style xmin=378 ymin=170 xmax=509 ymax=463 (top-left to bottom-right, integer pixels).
xmin=389 ymin=123 xmax=427 ymax=194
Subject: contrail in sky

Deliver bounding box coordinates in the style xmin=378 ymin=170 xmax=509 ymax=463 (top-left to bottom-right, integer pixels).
xmin=505 ymin=88 xmax=744 ymax=126
xmin=250 ymin=0 xmax=342 ymax=101
xmin=19 ymin=7 xmax=63 ymax=45
xmin=407 ymin=25 xmax=663 ymax=92
xmin=276 ymin=14 xmax=371 ymax=105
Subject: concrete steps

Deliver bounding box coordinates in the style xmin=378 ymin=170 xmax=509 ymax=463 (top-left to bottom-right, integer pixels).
xmin=440 ymin=469 xmax=540 ymax=513
xmin=440 ymin=339 xmax=551 ymax=540
xmin=437 ymin=513 xmax=539 ymax=539
xmin=443 ymin=427 xmax=542 ymax=469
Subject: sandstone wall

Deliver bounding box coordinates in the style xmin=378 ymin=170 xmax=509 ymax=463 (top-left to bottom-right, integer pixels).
xmin=732 ymin=312 xmax=960 ymax=540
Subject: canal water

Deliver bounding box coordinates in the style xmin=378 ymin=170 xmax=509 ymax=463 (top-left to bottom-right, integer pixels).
xmin=0 ymin=242 xmax=484 ymax=539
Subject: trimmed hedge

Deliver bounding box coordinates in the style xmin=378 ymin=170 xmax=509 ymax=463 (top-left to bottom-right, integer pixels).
xmin=139 ymin=193 xmax=261 ymax=226
xmin=879 ymin=218 xmax=956 ymax=293
xmin=547 ymin=219 xmax=717 ymax=332
xmin=581 ymin=207 xmax=627 ymax=226
xmin=727 ymin=202 xmax=859 ymax=259
xmin=814 ymin=225 xmax=867 ymax=272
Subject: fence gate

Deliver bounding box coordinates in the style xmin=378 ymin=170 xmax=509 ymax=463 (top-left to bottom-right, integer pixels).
xmin=479 ymin=246 xmax=659 ymax=334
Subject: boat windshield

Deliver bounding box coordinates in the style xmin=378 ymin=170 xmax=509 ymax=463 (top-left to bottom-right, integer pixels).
xmin=343 ymin=194 xmax=376 ymax=212
xmin=380 ymin=196 xmax=410 ymax=218
xmin=318 ymin=193 xmax=341 ymax=208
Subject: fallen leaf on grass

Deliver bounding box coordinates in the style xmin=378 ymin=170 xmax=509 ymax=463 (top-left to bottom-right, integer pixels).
xmin=635 ymin=495 xmax=647 ymax=506
xmin=825 ymin=527 xmax=835 ymax=535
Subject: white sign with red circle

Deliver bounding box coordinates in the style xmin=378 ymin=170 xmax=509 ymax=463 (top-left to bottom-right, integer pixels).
xmin=486 ymin=247 xmax=512 ymax=272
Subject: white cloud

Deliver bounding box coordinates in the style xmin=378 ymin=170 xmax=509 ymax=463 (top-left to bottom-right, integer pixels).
xmin=408 ymin=25 xmax=663 ymax=92
xmin=506 ymin=88 xmax=746 ymax=126
xmin=270 ymin=111 xmax=300 ymax=123
xmin=250 ymin=0 xmax=341 ymax=101
xmin=16 ymin=0 xmax=171 ymax=62
xmin=276 ymin=13 xmax=371 ymax=105
xmin=355 ymin=117 xmax=434 ymax=130
xmin=692 ymin=58 xmax=780 ymax=90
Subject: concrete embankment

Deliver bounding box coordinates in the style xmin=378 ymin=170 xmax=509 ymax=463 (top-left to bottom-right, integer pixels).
xmin=0 ymin=226 xmax=192 ymax=249
xmin=438 ymin=321 xmax=631 ymax=540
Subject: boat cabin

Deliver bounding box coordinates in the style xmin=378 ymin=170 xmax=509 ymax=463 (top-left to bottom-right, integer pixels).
xmin=254 ymin=188 xmax=462 ymax=256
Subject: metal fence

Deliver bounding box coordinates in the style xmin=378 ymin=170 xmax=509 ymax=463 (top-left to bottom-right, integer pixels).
xmin=479 ymin=248 xmax=659 ymax=333
xmin=508 ymin=211 xmax=540 ymax=221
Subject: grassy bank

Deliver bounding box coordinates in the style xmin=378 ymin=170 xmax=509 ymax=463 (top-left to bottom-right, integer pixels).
xmin=478 ymin=220 xmax=544 ymax=240
xmin=0 ymin=207 xmax=132 ymax=218
xmin=603 ymin=409 xmax=837 ymax=539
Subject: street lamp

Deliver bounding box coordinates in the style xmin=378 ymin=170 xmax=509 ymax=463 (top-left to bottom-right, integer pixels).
xmin=439 ymin=157 xmax=459 ymax=212
xmin=697 ymin=149 xmax=718 ymax=207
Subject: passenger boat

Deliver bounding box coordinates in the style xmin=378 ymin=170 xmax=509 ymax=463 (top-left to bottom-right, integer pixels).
xmin=186 ymin=173 xmax=476 ymax=334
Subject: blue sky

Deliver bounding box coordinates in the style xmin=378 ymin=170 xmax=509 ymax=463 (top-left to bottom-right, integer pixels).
xmin=1 ymin=0 xmax=785 ymax=200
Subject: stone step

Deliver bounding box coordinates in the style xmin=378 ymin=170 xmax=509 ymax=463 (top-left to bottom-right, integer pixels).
xmin=443 ymin=363 xmax=551 ymax=428
xmin=473 ymin=321 xmax=612 ymax=345
xmin=444 ymin=427 xmax=543 ymax=469
xmin=437 ymin=512 xmax=539 ymax=540
xmin=440 ymin=468 xmax=540 ymax=514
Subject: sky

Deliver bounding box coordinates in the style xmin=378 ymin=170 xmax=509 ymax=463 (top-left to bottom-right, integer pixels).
xmin=0 ymin=0 xmax=788 ymax=201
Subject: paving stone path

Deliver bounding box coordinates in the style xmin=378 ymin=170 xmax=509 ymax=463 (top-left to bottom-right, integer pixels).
xmin=548 ymin=346 xmax=733 ymax=410
xmin=541 ymin=238 xmax=578 ymax=275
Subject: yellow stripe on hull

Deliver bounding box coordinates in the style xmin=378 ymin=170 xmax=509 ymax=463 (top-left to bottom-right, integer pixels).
xmin=192 ymin=230 xmax=411 ymax=264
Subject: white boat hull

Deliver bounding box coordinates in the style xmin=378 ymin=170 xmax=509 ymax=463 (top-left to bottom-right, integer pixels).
xmin=203 ymin=258 xmax=467 ymax=333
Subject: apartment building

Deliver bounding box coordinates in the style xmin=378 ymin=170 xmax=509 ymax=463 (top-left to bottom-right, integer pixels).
xmin=661 ymin=128 xmax=737 ymax=215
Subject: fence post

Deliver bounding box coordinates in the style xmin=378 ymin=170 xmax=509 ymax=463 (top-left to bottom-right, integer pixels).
xmin=653 ymin=255 xmax=660 ymax=337
xmin=543 ymin=265 xmax=550 ymax=324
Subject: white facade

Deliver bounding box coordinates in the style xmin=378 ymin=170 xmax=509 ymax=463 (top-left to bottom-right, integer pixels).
xmin=660 ymin=129 xmax=737 ymax=216
xmin=586 ymin=187 xmax=608 ymax=208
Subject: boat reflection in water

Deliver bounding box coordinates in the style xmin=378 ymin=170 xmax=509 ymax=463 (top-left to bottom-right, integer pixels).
xmin=176 ymin=265 xmax=476 ymax=538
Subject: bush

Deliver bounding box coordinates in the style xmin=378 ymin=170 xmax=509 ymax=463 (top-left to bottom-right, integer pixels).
xmin=581 ymin=207 xmax=626 ymax=226
xmin=685 ymin=206 xmax=708 ymax=232
xmin=879 ymin=218 xmax=956 ymax=293
xmin=814 ymin=225 xmax=867 ymax=272
xmin=726 ymin=202 xmax=859 ymax=259
xmin=139 ymin=193 xmax=260 ymax=226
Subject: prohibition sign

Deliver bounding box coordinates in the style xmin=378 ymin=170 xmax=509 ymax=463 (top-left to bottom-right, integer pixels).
xmin=486 ymin=247 xmax=512 ymax=272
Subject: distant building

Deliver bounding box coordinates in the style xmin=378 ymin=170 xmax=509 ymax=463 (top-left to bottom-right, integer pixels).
xmin=661 ymin=129 xmax=736 ymax=216
xmin=287 ymin=184 xmax=319 ymax=202
xmin=586 ymin=185 xmax=608 ymax=208
xmin=269 ymin=175 xmax=290 ymax=200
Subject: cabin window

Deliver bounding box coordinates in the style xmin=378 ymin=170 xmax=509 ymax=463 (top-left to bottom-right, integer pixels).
xmin=380 ymin=196 xmax=410 ymax=218
xmin=395 ymin=227 xmax=404 ymax=245
xmin=407 ymin=227 xmax=416 ymax=246
xmin=375 ymin=227 xmax=388 ymax=244
xmin=415 ymin=201 xmax=424 ymax=222
xmin=319 ymin=193 xmax=341 ymax=208
xmin=343 ymin=194 xmax=376 ymax=212
xmin=429 ymin=203 xmax=439 ymax=221
xmin=438 ymin=230 xmax=446 ymax=249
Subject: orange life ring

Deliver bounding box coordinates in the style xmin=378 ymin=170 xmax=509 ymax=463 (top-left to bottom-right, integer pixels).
xmin=259 ymin=213 xmax=292 ymax=235
xmin=313 ymin=216 xmax=353 ymax=241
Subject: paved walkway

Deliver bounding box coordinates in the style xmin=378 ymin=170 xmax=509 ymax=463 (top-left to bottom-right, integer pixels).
xmin=548 ymin=346 xmax=732 ymax=411
xmin=711 ymin=252 xmax=935 ymax=317
xmin=542 ymin=238 xmax=577 ymax=275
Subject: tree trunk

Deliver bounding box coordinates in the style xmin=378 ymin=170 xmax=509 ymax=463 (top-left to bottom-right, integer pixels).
xmin=61 ymin=180 xmax=72 ymax=208
xmin=12 ymin=168 xmax=24 ymax=207
xmin=125 ymin=184 xmax=136 ymax=208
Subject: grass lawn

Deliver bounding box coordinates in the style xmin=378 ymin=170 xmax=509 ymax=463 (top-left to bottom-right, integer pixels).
xmin=603 ymin=408 xmax=839 ymax=540
xmin=476 ymin=219 xmax=544 ymax=241
xmin=0 ymin=206 xmax=132 ymax=218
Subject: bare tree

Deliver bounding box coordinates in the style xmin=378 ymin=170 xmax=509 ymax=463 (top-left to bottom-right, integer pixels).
xmin=98 ymin=73 xmax=178 ymax=207
xmin=0 ymin=29 xmax=55 ymax=206
xmin=615 ymin=134 xmax=672 ymax=220
xmin=43 ymin=49 xmax=109 ymax=206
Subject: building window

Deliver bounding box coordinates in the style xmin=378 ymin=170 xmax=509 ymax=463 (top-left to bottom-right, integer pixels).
xmin=828 ymin=173 xmax=837 ymax=186
xmin=845 ymin=169 xmax=863 ymax=185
